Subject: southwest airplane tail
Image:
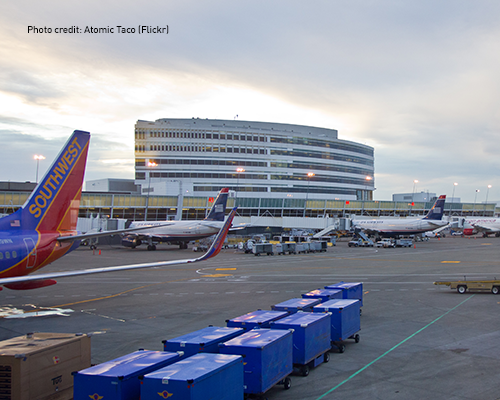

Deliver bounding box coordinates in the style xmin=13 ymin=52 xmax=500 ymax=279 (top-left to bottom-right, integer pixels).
xmin=423 ymin=195 xmax=446 ymax=220
xmin=0 ymin=131 xmax=90 ymax=289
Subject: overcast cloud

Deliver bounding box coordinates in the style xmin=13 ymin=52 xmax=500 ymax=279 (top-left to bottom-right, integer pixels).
xmin=1 ymin=0 xmax=499 ymax=202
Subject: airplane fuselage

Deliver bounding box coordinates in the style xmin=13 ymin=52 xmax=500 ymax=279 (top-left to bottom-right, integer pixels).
xmin=353 ymin=218 xmax=448 ymax=237
xmin=128 ymin=220 xmax=223 ymax=242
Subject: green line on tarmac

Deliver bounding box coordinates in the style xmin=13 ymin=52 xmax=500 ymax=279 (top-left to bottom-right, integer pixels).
xmin=315 ymin=295 xmax=475 ymax=400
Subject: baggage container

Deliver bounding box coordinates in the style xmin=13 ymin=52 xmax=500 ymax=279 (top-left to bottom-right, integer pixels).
xmin=162 ymin=326 xmax=244 ymax=359
xmin=141 ymin=353 xmax=244 ymax=400
xmin=313 ymin=299 xmax=361 ymax=352
xmin=325 ymin=281 xmax=364 ymax=307
xmin=309 ymin=241 xmax=322 ymax=252
xmin=271 ymin=298 xmax=321 ymax=314
xmin=270 ymin=312 xmax=331 ymax=376
xmin=73 ymin=350 xmax=182 ymax=400
xmin=302 ymin=288 xmax=342 ymax=302
xmin=0 ymin=332 xmax=91 ymax=400
xmin=219 ymin=329 xmax=292 ymax=395
xmin=252 ymin=242 xmax=274 ymax=256
xmin=226 ymin=310 xmax=288 ymax=331
xmin=296 ymin=242 xmax=310 ymax=254
xmin=282 ymin=242 xmax=297 ymax=254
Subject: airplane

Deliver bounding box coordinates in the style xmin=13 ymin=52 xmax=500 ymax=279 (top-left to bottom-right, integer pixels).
xmin=351 ymin=195 xmax=448 ymax=238
xmin=121 ymin=187 xmax=244 ymax=250
xmin=0 ymin=130 xmax=236 ymax=291
xmin=453 ymin=217 xmax=500 ymax=237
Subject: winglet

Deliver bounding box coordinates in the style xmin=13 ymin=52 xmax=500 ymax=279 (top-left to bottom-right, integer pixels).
xmin=194 ymin=207 xmax=237 ymax=262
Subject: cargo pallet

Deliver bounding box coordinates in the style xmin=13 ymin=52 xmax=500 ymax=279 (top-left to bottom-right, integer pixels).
xmin=434 ymin=279 xmax=500 ymax=294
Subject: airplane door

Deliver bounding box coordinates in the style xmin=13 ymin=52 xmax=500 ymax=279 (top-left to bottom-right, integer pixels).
xmin=23 ymin=238 xmax=37 ymax=269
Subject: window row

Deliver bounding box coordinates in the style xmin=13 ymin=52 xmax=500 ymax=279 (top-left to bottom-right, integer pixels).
xmin=136 ymin=130 xmax=267 ymax=142
xmin=136 ymin=144 xmax=267 ymax=155
xmin=269 ymin=136 xmax=373 ymax=156
xmin=0 ymin=250 xmax=18 ymax=260
xmin=136 ymin=159 xmax=267 ymax=168
xmin=271 ymin=149 xmax=373 ymax=166
xmin=270 ymin=161 xmax=372 ymax=176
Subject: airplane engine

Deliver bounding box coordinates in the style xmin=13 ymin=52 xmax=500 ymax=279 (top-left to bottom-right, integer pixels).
xmin=121 ymin=236 xmax=142 ymax=248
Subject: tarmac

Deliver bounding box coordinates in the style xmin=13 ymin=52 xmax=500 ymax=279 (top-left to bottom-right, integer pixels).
xmin=1 ymin=236 xmax=499 ymax=400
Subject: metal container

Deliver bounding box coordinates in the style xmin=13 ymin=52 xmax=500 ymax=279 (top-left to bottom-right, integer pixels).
xmin=219 ymin=329 xmax=293 ymax=396
xmin=270 ymin=312 xmax=331 ymax=365
xmin=302 ymin=288 xmax=343 ymax=302
xmin=0 ymin=332 xmax=91 ymax=400
xmin=226 ymin=310 xmax=288 ymax=331
xmin=313 ymin=299 xmax=361 ymax=342
xmin=162 ymin=326 xmax=244 ymax=359
xmin=282 ymin=242 xmax=297 ymax=254
xmin=271 ymin=298 xmax=321 ymax=314
xmin=252 ymin=243 xmax=274 ymax=256
xmin=140 ymin=353 xmax=244 ymax=400
xmin=325 ymin=282 xmax=364 ymax=307
xmin=73 ymin=350 xmax=181 ymax=400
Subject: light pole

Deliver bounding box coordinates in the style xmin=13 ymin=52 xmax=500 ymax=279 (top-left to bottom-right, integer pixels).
xmin=363 ymin=176 xmax=372 ymax=216
xmin=450 ymin=182 xmax=458 ymax=216
xmin=145 ymin=161 xmax=157 ymax=221
xmin=34 ymin=155 xmax=45 ymax=183
xmin=410 ymin=179 xmax=418 ymax=216
xmin=473 ymin=189 xmax=480 ymax=216
xmin=484 ymin=184 xmax=492 ymax=213
xmin=236 ymin=167 xmax=245 ymax=206
xmin=303 ymin=172 xmax=315 ymax=217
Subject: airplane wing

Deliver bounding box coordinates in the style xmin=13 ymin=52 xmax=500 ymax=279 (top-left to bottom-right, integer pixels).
xmin=0 ymin=208 xmax=236 ymax=287
xmin=471 ymin=224 xmax=500 ymax=234
xmin=56 ymin=223 xmax=175 ymax=242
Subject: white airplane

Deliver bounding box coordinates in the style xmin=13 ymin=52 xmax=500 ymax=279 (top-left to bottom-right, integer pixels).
xmin=455 ymin=217 xmax=500 ymax=237
xmin=352 ymin=195 xmax=448 ymax=238
xmin=122 ymin=188 xmax=245 ymax=250
xmin=0 ymin=130 xmax=236 ymax=291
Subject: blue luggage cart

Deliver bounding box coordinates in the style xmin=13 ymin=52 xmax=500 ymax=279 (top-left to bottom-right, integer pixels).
xmin=271 ymin=297 xmax=321 ymax=314
xmin=73 ymin=350 xmax=182 ymax=400
xmin=270 ymin=312 xmax=331 ymax=376
xmin=302 ymin=288 xmax=342 ymax=302
xmin=226 ymin=309 xmax=288 ymax=331
xmin=325 ymin=281 xmax=364 ymax=308
xmin=219 ymin=328 xmax=293 ymax=396
xmin=141 ymin=353 xmax=244 ymax=400
xmin=162 ymin=326 xmax=244 ymax=359
xmin=313 ymin=299 xmax=361 ymax=353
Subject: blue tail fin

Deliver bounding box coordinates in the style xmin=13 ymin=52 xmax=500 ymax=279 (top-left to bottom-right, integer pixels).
xmin=205 ymin=188 xmax=229 ymax=221
xmin=423 ymin=195 xmax=446 ymax=220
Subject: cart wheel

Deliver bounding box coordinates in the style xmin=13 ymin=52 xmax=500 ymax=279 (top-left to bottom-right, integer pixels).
xmin=337 ymin=343 xmax=346 ymax=353
xmin=457 ymin=285 xmax=467 ymax=294
xmin=324 ymin=352 xmax=330 ymax=363
xmin=283 ymin=376 xmax=292 ymax=390
xmin=301 ymin=365 xmax=310 ymax=376
xmin=492 ymin=286 xmax=500 ymax=295
xmin=354 ymin=334 xmax=360 ymax=343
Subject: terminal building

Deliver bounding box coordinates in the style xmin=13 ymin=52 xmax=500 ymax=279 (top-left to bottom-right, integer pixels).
xmin=134 ymin=118 xmax=375 ymax=202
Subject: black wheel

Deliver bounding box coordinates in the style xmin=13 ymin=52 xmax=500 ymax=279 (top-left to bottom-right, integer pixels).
xmin=283 ymin=377 xmax=291 ymax=390
xmin=90 ymin=245 xmax=96 ymax=250
xmin=324 ymin=352 xmax=330 ymax=363
xmin=301 ymin=365 xmax=309 ymax=376
xmin=354 ymin=334 xmax=360 ymax=343
xmin=337 ymin=343 xmax=346 ymax=353
xmin=457 ymin=285 xmax=467 ymax=294
xmin=491 ymin=286 xmax=499 ymax=295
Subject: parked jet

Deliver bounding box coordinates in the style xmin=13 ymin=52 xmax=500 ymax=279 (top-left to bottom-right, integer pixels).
xmin=122 ymin=187 xmax=243 ymax=250
xmin=352 ymin=195 xmax=448 ymax=238
xmin=454 ymin=217 xmax=500 ymax=237
xmin=0 ymin=131 xmax=235 ymax=291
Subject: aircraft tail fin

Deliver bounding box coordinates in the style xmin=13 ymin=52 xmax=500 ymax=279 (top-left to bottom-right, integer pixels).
xmin=204 ymin=188 xmax=229 ymax=221
xmin=423 ymin=195 xmax=446 ymax=220
xmin=19 ymin=131 xmax=90 ymax=232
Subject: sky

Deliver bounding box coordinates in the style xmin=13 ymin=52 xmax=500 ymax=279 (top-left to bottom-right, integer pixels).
xmin=1 ymin=1 xmax=499 ymax=203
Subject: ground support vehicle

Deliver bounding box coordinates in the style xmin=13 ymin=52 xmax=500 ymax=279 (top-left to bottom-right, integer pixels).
xmin=140 ymin=353 xmax=244 ymax=400
xmin=375 ymin=239 xmax=395 ymax=248
xmin=74 ymin=350 xmax=182 ymax=400
xmin=270 ymin=312 xmax=331 ymax=377
xmin=313 ymin=299 xmax=361 ymax=353
xmin=434 ymin=279 xmax=500 ymax=294
xmin=348 ymin=238 xmax=374 ymax=247
xmin=395 ymin=239 xmax=413 ymax=247
xmin=252 ymin=243 xmax=274 ymax=256
xmin=219 ymin=329 xmax=293 ymax=398
xmin=163 ymin=326 xmax=244 ymax=359
xmin=226 ymin=310 xmax=288 ymax=331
